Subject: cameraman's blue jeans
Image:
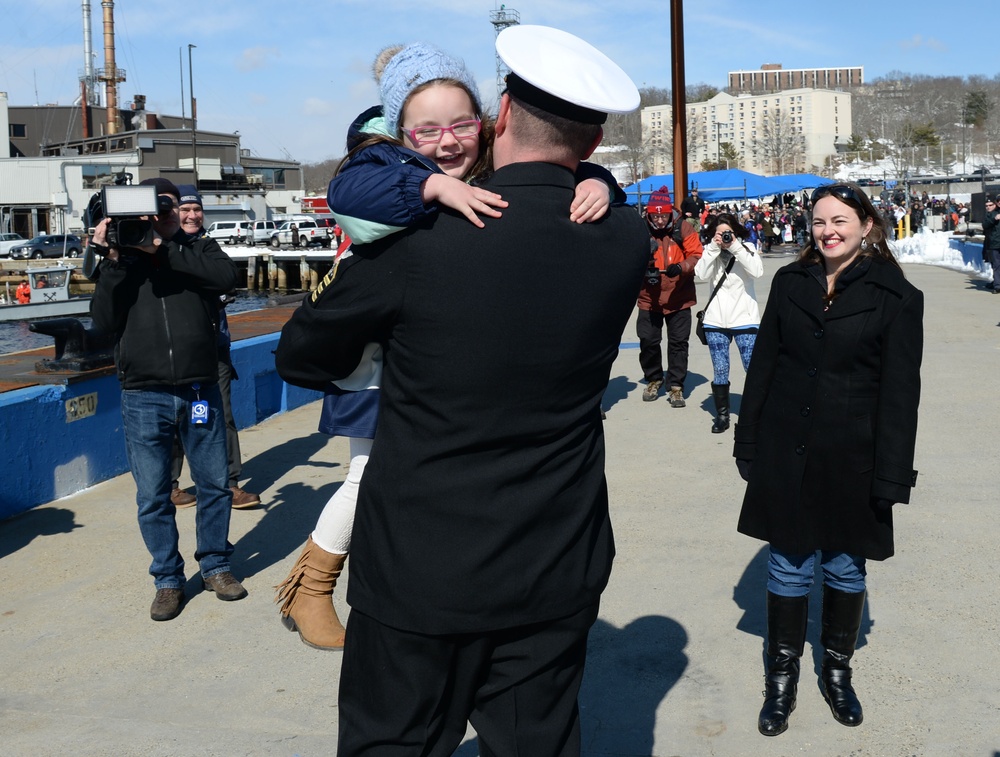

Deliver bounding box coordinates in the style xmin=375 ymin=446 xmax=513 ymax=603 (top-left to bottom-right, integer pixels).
xmin=767 ymin=547 xmax=866 ymax=597
xmin=121 ymin=385 xmax=234 ymax=589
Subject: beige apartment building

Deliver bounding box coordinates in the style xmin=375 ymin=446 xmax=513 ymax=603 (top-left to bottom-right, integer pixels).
xmin=642 ymin=87 xmax=852 ymax=176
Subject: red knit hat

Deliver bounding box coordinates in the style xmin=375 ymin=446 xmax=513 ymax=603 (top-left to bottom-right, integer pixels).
xmin=646 ymin=186 xmax=673 ymax=215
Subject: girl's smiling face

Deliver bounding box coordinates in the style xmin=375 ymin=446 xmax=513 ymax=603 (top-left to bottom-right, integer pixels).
xmin=400 ymin=83 xmax=480 ymax=179
xmin=811 ymin=195 xmax=874 ymax=272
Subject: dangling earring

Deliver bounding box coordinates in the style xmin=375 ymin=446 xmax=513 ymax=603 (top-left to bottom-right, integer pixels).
xmin=861 ymin=237 xmax=869 ymax=251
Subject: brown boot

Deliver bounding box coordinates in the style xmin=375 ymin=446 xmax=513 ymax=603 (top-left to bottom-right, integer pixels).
xmin=275 ymin=536 xmax=347 ymax=651
xmin=170 ymin=487 xmax=196 ymax=509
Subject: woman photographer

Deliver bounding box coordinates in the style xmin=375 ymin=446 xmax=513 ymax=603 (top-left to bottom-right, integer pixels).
xmin=733 ymin=181 xmax=923 ymax=737
xmin=693 ymin=213 xmax=763 ymax=433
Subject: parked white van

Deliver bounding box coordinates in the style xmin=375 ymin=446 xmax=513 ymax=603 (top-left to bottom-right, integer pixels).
xmin=206 ymin=221 xmax=251 ymax=244
xmin=247 ymin=220 xmax=279 ymax=246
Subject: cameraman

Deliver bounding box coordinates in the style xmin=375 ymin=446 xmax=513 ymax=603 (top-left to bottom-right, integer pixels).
xmin=168 ymin=185 xmax=261 ymax=510
xmin=637 ymin=186 xmax=703 ymax=406
xmin=89 ymin=177 xmax=246 ymax=622
xmin=693 ymin=213 xmax=763 ymax=434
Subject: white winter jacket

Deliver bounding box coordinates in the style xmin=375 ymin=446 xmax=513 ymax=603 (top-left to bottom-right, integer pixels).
xmin=694 ymin=240 xmax=763 ymax=329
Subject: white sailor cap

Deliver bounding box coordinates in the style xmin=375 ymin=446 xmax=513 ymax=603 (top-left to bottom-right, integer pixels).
xmin=496 ymin=25 xmax=639 ymax=125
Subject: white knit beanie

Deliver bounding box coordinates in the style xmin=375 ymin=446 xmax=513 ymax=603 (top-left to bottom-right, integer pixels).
xmin=375 ymin=43 xmax=482 ymax=137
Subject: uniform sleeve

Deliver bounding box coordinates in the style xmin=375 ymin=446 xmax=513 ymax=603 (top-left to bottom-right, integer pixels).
xmin=871 ymin=287 xmax=924 ymax=503
xmin=275 ymin=242 xmax=406 ymax=391
xmin=733 ymin=273 xmax=784 ymax=460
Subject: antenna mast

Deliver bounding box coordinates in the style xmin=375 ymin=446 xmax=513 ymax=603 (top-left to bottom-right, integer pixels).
xmin=489 ymin=6 xmax=520 ymax=99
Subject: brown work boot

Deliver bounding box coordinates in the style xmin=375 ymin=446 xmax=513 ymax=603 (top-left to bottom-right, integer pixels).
xmin=203 ymin=571 xmax=248 ymax=601
xmin=275 ymin=537 xmax=348 ymax=650
xmin=150 ymin=588 xmax=185 ymax=621
xmin=668 ymin=385 xmax=686 ymax=408
xmin=170 ymin=487 xmax=196 ymax=509
xmin=642 ymin=379 xmax=663 ymax=402
xmin=230 ymin=487 xmax=261 ymax=509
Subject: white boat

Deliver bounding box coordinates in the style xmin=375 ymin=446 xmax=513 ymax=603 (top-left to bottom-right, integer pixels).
xmin=0 ymin=265 xmax=92 ymax=322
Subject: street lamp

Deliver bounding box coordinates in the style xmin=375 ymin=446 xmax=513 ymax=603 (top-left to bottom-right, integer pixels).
xmin=188 ymin=43 xmax=198 ymax=186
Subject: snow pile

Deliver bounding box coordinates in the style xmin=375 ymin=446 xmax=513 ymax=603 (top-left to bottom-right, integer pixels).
xmin=894 ymin=229 xmax=986 ymax=279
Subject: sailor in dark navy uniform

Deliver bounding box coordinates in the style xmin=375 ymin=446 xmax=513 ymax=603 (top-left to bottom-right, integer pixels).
xmin=277 ymin=25 xmax=649 ymax=757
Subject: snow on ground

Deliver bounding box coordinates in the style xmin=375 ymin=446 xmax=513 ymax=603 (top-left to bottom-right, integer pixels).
xmin=894 ymin=228 xmax=987 ymax=280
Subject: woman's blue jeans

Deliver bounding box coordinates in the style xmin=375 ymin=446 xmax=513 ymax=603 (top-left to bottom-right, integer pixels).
xmin=767 ymin=546 xmax=866 ymax=597
xmin=121 ymin=385 xmax=234 ymax=589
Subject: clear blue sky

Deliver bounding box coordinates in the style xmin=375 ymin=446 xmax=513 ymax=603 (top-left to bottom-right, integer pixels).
xmin=2 ymin=0 xmax=992 ymax=164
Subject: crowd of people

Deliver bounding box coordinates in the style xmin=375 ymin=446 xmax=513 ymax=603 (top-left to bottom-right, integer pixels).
xmin=678 ymin=186 xmax=974 ymax=258
xmin=85 ymin=25 xmax=925 ymax=755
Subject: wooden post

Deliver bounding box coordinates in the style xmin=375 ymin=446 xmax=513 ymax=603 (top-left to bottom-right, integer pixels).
xmin=247 ymin=255 xmax=258 ymax=291
xmin=267 ymin=255 xmax=277 ymax=291
xmin=299 ymin=255 xmax=310 ymax=292
xmin=670 ymin=0 xmax=689 ymax=207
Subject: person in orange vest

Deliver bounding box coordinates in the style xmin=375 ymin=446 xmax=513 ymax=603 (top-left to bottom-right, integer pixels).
xmin=637 ymin=186 xmax=704 ymax=406
xmin=16 ymin=279 xmax=31 ymax=303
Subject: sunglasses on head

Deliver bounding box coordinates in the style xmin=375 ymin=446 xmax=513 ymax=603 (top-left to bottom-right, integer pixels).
xmin=811 ymin=184 xmax=866 ymax=206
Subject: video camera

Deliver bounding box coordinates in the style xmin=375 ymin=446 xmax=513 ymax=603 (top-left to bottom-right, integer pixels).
xmin=86 ymin=183 xmax=173 ymax=250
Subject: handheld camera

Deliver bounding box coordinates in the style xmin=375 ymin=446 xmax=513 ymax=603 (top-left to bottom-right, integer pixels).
xmin=86 ymin=184 xmax=168 ymax=250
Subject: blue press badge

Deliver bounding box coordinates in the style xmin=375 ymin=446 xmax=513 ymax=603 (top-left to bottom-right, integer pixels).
xmin=191 ymin=400 xmax=210 ymax=425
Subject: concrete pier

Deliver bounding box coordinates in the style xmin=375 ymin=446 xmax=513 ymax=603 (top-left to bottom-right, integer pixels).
xmin=1 ymin=262 xmax=997 ymax=756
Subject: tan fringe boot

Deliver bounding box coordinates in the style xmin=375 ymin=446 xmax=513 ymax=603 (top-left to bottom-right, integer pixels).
xmin=275 ymin=536 xmax=348 ymax=650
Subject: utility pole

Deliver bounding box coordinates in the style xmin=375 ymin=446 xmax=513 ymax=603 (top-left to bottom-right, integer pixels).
xmin=188 ymin=43 xmax=198 ymax=186
xmin=179 ymin=47 xmax=185 ymax=121
xmin=670 ymin=0 xmax=688 ymax=203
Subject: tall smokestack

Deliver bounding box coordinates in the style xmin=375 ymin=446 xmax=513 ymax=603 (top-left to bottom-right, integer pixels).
xmin=82 ymin=1 xmax=95 ymax=103
xmin=99 ymin=0 xmax=125 ymax=135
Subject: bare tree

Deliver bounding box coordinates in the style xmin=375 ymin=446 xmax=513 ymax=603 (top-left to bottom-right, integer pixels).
xmin=750 ymin=110 xmax=804 ymax=174
xmin=602 ymin=86 xmax=672 ymax=182
xmin=301 ymin=157 xmax=343 ymax=194
xmin=686 ymin=83 xmax=719 ymax=103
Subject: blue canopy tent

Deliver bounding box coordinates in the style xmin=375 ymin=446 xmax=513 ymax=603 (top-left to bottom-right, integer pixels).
xmin=624 ymin=169 xmax=789 ymax=205
xmin=770 ymin=173 xmax=834 ymax=192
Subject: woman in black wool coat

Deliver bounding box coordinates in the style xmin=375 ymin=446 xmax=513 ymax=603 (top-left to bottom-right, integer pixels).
xmin=733 ymin=181 xmax=923 ymax=737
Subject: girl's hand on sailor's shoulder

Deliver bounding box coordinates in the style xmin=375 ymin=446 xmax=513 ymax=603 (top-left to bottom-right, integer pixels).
xmin=421 ymin=174 xmax=507 ymax=229
xmin=570 ymin=178 xmax=611 ymax=224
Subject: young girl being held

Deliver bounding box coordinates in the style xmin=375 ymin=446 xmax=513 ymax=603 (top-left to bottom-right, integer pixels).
xmin=275 ymin=43 xmax=624 ymax=650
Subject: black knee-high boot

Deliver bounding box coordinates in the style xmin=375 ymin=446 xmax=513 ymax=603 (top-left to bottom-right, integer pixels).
xmin=820 ymin=586 xmax=866 ymax=726
xmin=758 ymin=592 xmax=809 ymax=736
xmin=711 ymin=382 xmax=730 ymax=433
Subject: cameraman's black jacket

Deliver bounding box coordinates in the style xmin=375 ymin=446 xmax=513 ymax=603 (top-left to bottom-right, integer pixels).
xmin=90 ymin=234 xmax=238 ymax=389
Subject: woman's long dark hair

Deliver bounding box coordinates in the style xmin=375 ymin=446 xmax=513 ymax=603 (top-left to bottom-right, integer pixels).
xmin=337 ymin=78 xmax=494 ymax=183
xmin=798 ymin=180 xmax=901 ymax=272
xmin=707 ymin=212 xmax=749 ymax=242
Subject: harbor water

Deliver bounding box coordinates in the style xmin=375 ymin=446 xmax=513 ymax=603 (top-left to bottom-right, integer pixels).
xmin=0 ymin=291 xmax=272 ymax=355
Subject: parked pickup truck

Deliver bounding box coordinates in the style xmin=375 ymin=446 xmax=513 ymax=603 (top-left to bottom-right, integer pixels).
xmin=270 ymin=221 xmax=331 ymax=248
